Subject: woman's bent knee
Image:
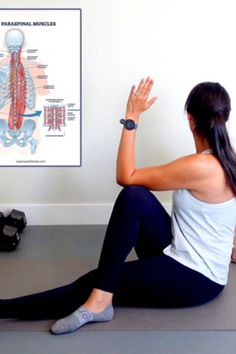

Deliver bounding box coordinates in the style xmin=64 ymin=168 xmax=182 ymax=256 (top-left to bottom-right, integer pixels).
xmin=116 ymin=186 xmax=152 ymax=206
xmin=119 ymin=185 xmax=149 ymax=199
xmin=118 ymin=185 xmax=161 ymax=207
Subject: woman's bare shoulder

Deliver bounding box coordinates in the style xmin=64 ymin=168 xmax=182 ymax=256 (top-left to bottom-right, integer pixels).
xmin=189 ymin=153 xmax=235 ymax=201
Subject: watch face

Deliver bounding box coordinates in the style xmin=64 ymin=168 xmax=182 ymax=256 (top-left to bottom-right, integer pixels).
xmin=125 ymin=119 xmax=136 ymax=130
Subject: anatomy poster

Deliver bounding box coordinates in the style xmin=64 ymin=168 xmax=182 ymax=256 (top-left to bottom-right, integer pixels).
xmin=0 ymin=8 xmax=81 ymax=166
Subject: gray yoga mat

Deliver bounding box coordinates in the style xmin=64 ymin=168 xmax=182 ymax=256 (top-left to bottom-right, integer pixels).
xmin=0 ymin=226 xmax=235 ymax=331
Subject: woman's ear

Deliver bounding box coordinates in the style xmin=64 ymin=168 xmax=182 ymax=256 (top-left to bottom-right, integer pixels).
xmin=187 ymin=113 xmax=196 ymax=132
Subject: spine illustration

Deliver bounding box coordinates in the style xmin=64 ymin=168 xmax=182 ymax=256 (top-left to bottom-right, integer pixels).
xmin=44 ymin=105 xmax=66 ymax=131
xmin=6 ymin=29 xmax=35 ymax=130
xmin=0 ymin=28 xmax=39 ymax=154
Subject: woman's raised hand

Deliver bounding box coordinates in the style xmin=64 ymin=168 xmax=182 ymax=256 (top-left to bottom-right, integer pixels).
xmin=125 ymin=77 xmax=158 ymax=122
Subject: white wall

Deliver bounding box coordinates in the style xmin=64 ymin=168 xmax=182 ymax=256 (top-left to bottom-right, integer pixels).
xmin=0 ymin=0 xmax=235 ymax=224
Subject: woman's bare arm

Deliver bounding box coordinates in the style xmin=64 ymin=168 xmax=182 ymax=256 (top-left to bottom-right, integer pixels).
xmin=116 ymin=77 xmax=157 ymax=186
xmin=116 ymin=77 xmax=211 ymax=191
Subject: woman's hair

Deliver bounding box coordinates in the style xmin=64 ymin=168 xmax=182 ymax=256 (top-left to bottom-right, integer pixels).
xmin=185 ymin=82 xmax=236 ymax=195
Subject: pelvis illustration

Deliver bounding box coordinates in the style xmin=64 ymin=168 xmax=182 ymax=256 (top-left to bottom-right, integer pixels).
xmin=0 ymin=28 xmax=38 ymax=154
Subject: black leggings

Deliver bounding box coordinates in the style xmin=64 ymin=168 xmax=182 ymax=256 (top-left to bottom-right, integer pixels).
xmin=0 ymin=186 xmax=224 ymax=319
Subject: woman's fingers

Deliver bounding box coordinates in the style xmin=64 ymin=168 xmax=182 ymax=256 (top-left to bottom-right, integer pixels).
xmin=135 ymin=78 xmax=145 ymax=95
xmin=128 ymin=85 xmax=136 ymax=99
xmin=130 ymin=85 xmax=136 ymax=94
xmin=127 ymin=85 xmax=135 ymax=106
xmin=132 ymin=77 xmax=155 ymax=95
xmin=147 ymin=96 xmax=158 ymax=108
xmin=135 ymin=77 xmax=154 ymax=97
xmin=143 ymin=77 xmax=154 ymax=97
xmin=126 ymin=77 xmax=156 ymax=118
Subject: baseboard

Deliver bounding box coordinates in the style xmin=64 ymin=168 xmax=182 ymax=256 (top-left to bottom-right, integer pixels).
xmin=0 ymin=203 xmax=172 ymax=225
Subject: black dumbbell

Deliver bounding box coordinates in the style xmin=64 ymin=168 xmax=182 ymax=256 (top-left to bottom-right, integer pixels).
xmin=0 ymin=209 xmax=27 ymax=252
xmin=4 ymin=209 xmax=27 ymax=232
xmin=0 ymin=212 xmax=4 ymax=229
xmin=0 ymin=225 xmax=21 ymax=252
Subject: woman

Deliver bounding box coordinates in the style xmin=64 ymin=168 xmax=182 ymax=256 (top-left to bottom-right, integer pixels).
xmin=0 ymin=78 xmax=236 ymax=335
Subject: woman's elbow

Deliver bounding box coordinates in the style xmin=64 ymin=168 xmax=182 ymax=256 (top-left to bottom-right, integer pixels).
xmin=116 ymin=169 xmax=138 ymax=186
xmin=116 ymin=175 xmax=132 ymax=187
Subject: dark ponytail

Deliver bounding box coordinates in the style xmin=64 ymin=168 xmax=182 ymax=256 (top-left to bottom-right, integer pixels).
xmin=185 ymin=82 xmax=236 ymax=195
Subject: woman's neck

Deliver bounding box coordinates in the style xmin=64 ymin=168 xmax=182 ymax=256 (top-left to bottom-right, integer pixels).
xmin=193 ymin=133 xmax=210 ymax=153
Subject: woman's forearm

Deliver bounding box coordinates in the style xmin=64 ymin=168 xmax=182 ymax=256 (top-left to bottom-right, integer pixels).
xmin=116 ymin=123 xmax=138 ymax=185
xmin=116 ymin=77 xmax=157 ymax=186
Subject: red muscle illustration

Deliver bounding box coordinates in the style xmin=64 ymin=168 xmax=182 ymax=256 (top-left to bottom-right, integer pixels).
xmin=8 ymin=49 xmax=27 ymax=130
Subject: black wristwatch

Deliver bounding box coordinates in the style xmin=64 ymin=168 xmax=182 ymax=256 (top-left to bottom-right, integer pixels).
xmin=120 ymin=118 xmax=138 ymax=130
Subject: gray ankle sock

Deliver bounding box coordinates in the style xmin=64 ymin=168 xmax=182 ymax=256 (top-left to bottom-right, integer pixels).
xmin=50 ymin=304 xmax=114 ymax=335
